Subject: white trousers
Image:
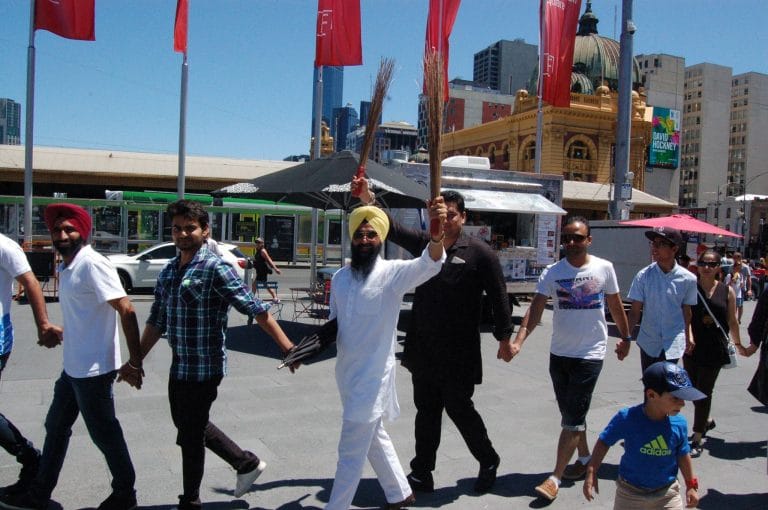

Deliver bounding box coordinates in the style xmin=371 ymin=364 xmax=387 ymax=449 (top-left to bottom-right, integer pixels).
xmin=325 ymin=417 xmax=411 ymax=510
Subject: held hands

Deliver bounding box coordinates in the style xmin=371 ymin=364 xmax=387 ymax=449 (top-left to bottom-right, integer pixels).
xmin=497 ymin=338 xmax=519 ymax=362
xmin=37 ymin=323 xmax=63 ymax=348
xmin=116 ymin=361 xmax=144 ymax=389
xmin=615 ymin=339 xmax=631 ymax=361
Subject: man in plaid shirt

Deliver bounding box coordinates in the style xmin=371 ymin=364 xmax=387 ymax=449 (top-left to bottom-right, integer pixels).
xmin=120 ymin=200 xmax=295 ymax=510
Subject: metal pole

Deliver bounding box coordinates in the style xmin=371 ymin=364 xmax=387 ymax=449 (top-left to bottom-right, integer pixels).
xmin=177 ymin=53 xmax=188 ymax=199
xmin=23 ymin=0 xmax=36 ymax=245
xmin=310 ymin=66 xmax=324 ymax=285
xmin=610 ymin=0 xmax=634 ymax=220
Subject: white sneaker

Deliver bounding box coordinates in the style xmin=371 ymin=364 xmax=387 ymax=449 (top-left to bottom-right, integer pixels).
xmin=234 ymin=460 xmax=266 ymax=498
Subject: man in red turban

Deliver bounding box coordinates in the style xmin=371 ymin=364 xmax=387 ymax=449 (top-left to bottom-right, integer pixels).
xmin=43 ymin=203 xmax=92 ymax=244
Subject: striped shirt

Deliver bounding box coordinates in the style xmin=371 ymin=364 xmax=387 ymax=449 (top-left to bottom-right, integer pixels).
xmin=147 ymin=245 xmax=269 ymax=381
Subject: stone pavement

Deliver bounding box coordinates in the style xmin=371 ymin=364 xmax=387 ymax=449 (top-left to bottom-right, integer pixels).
xmin=1 ymin=284 xmax=766 ymax=509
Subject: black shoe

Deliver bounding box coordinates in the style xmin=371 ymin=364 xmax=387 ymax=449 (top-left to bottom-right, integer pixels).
xmin=474 ymin=454 xmax=500 ymax=493
xmin=1 ymin=449 xmax=41 ymax=498
xmin=690 ymin=440 xmax=703 ymax=458
xmin=96 ymin=491 xmax=137 ymax=510
xmin=177 ymin=495 xmax=202 ymax=510
xmin=406 ymin=471 xmax=434 ymax=493
xmin=703 ymin=419 xmax=716 ymax=437
xmin=0 ymin=490 xmax=45 ymax=510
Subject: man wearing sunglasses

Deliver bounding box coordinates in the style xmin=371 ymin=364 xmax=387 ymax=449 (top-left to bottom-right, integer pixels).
xmin=510 ymin=216 xmax=631 ymax=501
xmin=625 ymin=227 xmax=698 ymax=373
xmin=324 ymin=204 xmax=446 ymax=510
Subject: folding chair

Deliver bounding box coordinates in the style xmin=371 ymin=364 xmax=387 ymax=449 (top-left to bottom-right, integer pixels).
xmin=254 ymin=281 xmax=282 ymax=319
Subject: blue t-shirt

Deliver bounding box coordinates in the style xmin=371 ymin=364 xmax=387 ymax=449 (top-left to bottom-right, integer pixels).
xmin=599 ymin=404 xmax=690 ymax=490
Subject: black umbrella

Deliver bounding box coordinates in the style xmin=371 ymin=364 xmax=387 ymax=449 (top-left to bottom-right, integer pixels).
xmin=278 ymin=318 xmax=338 ymax=369
xmin=212 ymin=151 xmax=429 ymax=210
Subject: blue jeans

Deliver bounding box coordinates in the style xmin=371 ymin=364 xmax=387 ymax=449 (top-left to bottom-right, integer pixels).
xmin=31 ymin=370 xmax=135 ymax=501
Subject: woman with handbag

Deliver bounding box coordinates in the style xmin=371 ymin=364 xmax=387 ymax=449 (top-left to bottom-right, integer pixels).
xmin=251 ymin=237 xmax=281 ymax=303
xmin=683 ymin=250 xmax=743 ymax=457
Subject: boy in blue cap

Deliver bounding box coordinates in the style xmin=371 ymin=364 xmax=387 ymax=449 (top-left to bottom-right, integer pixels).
xmin=583 ymin=362 xmax=704 ymax=509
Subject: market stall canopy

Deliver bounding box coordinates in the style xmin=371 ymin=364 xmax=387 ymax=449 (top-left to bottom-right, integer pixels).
xmin=620 ymin=214 xmax=742 ymax=238
xmin=212 ymin=150 xmax=429 ymax=211
xmin=445 ymin=188 xmax=566 ymax=215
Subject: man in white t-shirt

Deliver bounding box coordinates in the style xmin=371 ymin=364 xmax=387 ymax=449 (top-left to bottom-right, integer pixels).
xmin=509 ymin=216 xmax=631 ymax=502
xmin=0 ymin=204 xmax=143 ymax=510
xmin=0 ymin=234 xmax=60 ymax=497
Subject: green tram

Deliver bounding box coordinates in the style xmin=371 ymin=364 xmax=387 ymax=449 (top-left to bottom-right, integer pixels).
xmin=0 ymin=192 xmax=343 ymax=263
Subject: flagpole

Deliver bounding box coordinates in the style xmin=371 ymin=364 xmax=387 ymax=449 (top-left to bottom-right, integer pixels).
xmin=310 ymin=65 xmax=323 ymax=285
xmin=24 ymin=0 xmax=36 ymax=245
xmin=177 ymin=52 xmax=188 ymax=199
xmin=535 ymin=0 xmax=544 ymax=175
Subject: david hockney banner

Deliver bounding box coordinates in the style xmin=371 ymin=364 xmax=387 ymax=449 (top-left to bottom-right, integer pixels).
xmin=649 ymin=107 xmax=680 ymax=169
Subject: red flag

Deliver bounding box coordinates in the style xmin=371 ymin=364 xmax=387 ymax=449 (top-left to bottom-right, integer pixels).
xmin=539 ymin=0 xmax=582 ymax=107
xmin=424 ymin=0 xmax=461 ymax=101
xmin=174 ymin=0 xmax=189 ymax=54
xmin=314 ymin=0 xmax=362 ymax=67
xmin=34 ymin=0 xmax=95 ymax=41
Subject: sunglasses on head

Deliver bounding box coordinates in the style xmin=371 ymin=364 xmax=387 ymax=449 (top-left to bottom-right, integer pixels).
xmin=697 ymin=261 xmax=720 ymax=268
xmin=561 ymin=233 xmax=587 ymax=243
xmin=352 ymin=231 xmax=379 ymax=241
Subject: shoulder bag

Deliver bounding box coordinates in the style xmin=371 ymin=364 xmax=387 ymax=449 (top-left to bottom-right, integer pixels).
xmin=696 ymin=287 xmax=737 ymax=369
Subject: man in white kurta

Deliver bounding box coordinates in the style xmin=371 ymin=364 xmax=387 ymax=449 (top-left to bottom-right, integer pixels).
xmin=325 ymin=204 xmax=445 ymax=510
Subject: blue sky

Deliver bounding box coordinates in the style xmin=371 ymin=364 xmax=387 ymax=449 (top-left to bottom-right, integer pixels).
xmin=1 ymin=0 xmax=766 ymax=161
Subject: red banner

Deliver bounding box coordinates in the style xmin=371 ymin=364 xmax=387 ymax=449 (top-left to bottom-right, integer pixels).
xmin=424 ymin=0 xmax=461 ymax=101
xmin=34 ymin=0 xmax=95 ymax=41
xmin=539 ymin=0 xmax=582 ymax=107
xmin=314 ymin=0 xmax=362 ymax=67
xmin=174 ymin=0 xmax=188 ymax=54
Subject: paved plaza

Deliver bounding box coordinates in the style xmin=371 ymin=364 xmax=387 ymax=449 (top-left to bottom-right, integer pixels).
xmin=1 ymin=267 xmax=766 ymax=509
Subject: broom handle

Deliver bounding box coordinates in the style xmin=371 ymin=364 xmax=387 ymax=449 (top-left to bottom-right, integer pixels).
xmin=351 ymin=164 xmax=366 ymax=197
xmin=430 ymin=172 xmax=441 ymax=237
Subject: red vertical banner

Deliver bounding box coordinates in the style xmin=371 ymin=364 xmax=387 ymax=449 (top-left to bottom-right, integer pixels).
xmin=424 ymin=0 xmax=461 ymax=101
xmin=174 ymin=0 xmax=189 ymax=54
xmin=314 ymin=0 xmax=363 ymax=67
xmin=539 ymin=0 xmax=582 ymax=107
xmin=34 ymin=0 xmax=95 ymax=41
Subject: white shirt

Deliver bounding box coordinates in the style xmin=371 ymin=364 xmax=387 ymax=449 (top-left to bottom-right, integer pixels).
xmin=0 ymin=234 xmax=32 ymax=355
xmin=536 ymin=255 xmax=620 ymax=360
xmin=58 ymin=245 xmax=127 ymax=378
xmin=330 ymin=246 xmax=445 ymax=423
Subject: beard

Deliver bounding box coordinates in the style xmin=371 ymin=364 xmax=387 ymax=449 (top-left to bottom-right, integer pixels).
xmin=53 ymin=237 xmax=84 ymax=257
xmin=350 ymin=242 xmax=381 ymax=279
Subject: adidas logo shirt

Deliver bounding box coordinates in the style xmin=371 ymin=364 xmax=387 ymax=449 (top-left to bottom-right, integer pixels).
xmin=599 ymin=403 xmax=690 ymax=490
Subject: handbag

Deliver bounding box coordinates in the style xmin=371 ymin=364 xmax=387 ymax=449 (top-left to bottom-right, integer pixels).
xmin=697 ymin=287 xmax=738 ymax=369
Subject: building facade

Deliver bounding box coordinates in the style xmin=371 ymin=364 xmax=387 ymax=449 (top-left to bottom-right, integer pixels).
xmin=728 ymin=72 xmax=768 ymax=198
xmin=331 ymin=104 xmax=359 ymax=152
xmin=636 ymin=53 xmax=685 ymax=202
xmin=678 ymin=63 xmax=732 ymax=208
xmin=347 ymin=121 xmax=418 ymax=162
xmin=0 ymin=98 xmax=21 ymax=145
xmin=311 ymin=66 xmax=343 ymax=139
xmin=473 ymin=39 xmax=538 ymax=95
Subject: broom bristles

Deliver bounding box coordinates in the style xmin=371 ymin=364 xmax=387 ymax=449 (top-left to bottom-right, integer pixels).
xmin=423 ymin=50 xmax=444 ymax=199
xmin=358 ymin=58 xmax=395 ymax=170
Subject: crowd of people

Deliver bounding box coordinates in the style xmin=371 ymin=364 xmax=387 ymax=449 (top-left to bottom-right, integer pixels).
xmin=0 ymin=190 xmax=766 ymax=510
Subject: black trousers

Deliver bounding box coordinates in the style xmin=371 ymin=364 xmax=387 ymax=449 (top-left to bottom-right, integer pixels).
xmin=683 ymin=358 xmax=721 ymax=434
xmin=410 ymin=374 xmax=497 ymax=474
xmin=168 ymin=376 xmax=259 ymax=500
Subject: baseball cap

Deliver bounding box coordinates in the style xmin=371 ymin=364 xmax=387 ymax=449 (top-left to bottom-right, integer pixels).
xmin=255 ymin=237 xmax=264 ymax=244
xmin=644 ymin=226 xmax=683 ymax=248
xmin=642 ymin=362 xmax=706 ymax=401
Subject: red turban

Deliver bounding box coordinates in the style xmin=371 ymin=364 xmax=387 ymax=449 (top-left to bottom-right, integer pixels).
xmin=44 ymin=203 xmax=92 ymax=242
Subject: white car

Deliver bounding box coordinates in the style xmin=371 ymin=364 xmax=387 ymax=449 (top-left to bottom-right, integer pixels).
xmin=107 ymin=241 xmax=248 ymax=292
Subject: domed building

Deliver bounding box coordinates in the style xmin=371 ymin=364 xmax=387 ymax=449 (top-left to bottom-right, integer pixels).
xmin=441 ymin=2 xmax=671 ymax=218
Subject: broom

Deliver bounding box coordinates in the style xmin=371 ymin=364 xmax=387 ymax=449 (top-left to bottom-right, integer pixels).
xmin=423 ymin=49 xmax=444 ymax=237
xmin=352 ymin=57 xmax=395 ymax=195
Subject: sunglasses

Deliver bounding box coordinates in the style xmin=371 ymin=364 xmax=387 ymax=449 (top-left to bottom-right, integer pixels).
xmin=352 ymin=231 xmax=379 ymax=241
xmin=697 ymin=261 xmax=721 ymax=268
xmin=561 ymin=233 xmax=588 ymax=243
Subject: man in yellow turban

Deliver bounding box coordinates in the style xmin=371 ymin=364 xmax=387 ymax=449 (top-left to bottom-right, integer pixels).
xmin=324 ymin=200 xmax=446 ymax=510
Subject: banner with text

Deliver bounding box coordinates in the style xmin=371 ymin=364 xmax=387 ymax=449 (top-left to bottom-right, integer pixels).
xmin=649 ymin=107 xmax=681 ymax=169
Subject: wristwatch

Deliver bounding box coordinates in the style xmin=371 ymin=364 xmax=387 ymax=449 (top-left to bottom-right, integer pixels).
xmin=623 ymin=335 xmax=634 ymax=342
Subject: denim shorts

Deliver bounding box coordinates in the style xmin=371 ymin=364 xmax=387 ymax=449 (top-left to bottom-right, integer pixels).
xmin=736 ymin=296 xmax=744 ymax=307
xmin=549 ymin=353 xmax=603 ymax=431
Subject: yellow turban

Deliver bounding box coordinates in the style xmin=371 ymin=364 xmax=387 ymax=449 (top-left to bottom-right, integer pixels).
xmin=349 ymin=206 xmax=390 ymax=241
